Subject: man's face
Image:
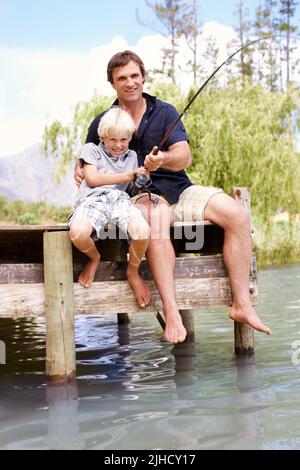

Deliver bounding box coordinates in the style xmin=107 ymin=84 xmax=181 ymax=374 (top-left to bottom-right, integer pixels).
xmin=111 ymin=60 xmax=144 ymax=104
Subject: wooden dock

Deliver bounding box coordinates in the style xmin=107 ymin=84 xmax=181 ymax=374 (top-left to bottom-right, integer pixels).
xmin=0 ymin=188 xmax=257 ymax=382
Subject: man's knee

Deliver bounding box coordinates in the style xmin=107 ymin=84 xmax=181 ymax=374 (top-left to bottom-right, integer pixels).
xmin=149 ymin=203 xmax=173 ymax=239
xmin=225 ymin=204 xmax=250 ymax=229
xmin=128 ymin=218 xmax=150 ymax=240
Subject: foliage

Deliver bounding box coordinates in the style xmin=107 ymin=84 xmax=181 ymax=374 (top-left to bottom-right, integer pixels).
xmin=253 ymin=217 xmax=300 ymax=267
xmin=183 ymin=80 xmax=300 ymax=221
xmin=0 ymin=196 xmax=71 ymax=225
xmin=41 ymin=79 xmax=300 ymax=224
xmin=43 ymin=90 xmax=112 ymax=175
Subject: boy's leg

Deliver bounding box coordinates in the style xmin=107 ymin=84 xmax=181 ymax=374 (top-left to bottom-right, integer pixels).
xmin=69 ymin=218 xmax=100 ymax=288
xmin=126 ymin=216 xmax=151 ymax=308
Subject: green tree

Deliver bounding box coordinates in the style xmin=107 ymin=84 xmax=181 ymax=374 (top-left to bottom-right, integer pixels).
xmin=180 ymin=0 xmax=202 ymax=85
xmin=138 ymin=0 xmax=192 ymax=84
xmin=234 ymin=0 xmax=254 ymax=79
xmin=278 ymin=0 xmax=299 ymax=85
xmin=43 ymin=91 xmax=112 ymax=174
xmin=184 ymin=81 xmax=300 ymax=221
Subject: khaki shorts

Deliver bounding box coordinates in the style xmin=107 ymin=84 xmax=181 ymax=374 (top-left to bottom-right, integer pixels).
xmin=172 ymin=185 xmax=223 ymax=222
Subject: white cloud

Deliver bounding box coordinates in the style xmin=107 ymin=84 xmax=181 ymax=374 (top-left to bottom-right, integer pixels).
xmin=0 ymin=118 xmax=45 ymax=157
xmin=0 ymin=35 xmax=166 ymax=156
xmin=2 ymin=22 xmax=298 ymax=158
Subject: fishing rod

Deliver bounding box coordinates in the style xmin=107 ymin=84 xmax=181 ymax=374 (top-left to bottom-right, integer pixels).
xmin=131 ymin=35 xmax=274 ymax=196
xmin=154 ymin=34 xmax=273 ymax=154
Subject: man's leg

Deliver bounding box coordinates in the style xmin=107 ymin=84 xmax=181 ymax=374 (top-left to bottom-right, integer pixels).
xmin=134 ymin=196 xmax=187 ymax=343
xmin=203 ymin=192 xmax=271 ymax=335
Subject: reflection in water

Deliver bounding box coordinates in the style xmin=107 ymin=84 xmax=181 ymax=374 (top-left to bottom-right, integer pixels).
xmin=46 ymin=381 xmax=85 ymax=450
xmin=1 ymin=264 xmax=300 ymax=449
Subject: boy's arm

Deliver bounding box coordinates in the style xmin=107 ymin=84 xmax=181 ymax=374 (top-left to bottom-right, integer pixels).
xmin=83 ymin=163 xmax=135 ymax=188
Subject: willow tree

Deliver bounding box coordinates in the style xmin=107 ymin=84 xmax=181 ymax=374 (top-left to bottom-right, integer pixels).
xmin=184 ymin=81 xmax=300 ymax=220
xmin=43 ymin=91 xmax=112 ymax=175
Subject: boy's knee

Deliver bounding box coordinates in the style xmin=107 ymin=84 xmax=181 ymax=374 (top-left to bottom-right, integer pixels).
xmin=69 ymin=220 xmax=92 ymax=242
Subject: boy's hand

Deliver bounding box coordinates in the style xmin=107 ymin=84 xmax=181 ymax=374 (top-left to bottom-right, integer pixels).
xmin=125 ymin=171 xmax=136 ymax=182
xmin=74 ymin=160 xmax=84 ymax=187
xmin=144 ymin=146 xmax=164 ymax=172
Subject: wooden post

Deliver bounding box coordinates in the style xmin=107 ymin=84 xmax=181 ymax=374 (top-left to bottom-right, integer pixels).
xmin=178 ymin=254 xmax=195 ymax=342
xmin=44 ymin=231 xmax=76 ymax=382
xmin=232 ymin=187 xmax=255 ymax=355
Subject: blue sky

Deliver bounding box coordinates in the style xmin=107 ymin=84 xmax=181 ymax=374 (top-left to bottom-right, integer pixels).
xmin=0 ymin=0 xmax=299 ymax=157
xmin=0 ymin=0 xmax=243 ymax=51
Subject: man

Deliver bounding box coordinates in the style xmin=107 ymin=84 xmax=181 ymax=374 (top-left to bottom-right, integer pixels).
xmin=75 ymin=50 xmax=271 ymax=343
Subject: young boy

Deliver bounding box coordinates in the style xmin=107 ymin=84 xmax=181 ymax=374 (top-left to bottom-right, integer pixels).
xmin=68 ymin=107 xmax=151 ymax=308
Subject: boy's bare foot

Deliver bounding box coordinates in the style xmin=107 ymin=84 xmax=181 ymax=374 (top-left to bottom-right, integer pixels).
xmin=163 ymin=302 xmax=187 ymax=344
xmin=78 ymin=254 xmax=100 ymax=288
xmin=229 ymin=304 xmax=271 ymax=335
xmin=126 ymin=264 xmax=150 ymax=308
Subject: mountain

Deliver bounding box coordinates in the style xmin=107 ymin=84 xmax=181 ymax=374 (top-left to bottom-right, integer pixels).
xmin=0 ymin=144 xmax=77 ymax=207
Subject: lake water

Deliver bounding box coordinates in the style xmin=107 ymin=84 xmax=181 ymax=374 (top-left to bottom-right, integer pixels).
xmin=0 ymin=264 xmax=300 ymax=450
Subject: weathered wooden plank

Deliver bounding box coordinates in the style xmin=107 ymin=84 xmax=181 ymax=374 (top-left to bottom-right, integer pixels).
xmin=0 ymin=275 xmax=259 ymax=317
xmin=0 ymin=263 xmax=44 ymax=283
xmin=0 ymin=224 xmax=69 ymax=232
xmin=0 ymin=221 xmax=213 ymax=233
xmin=0 ymin=255 xmax=233 ymax=283
xmin=0 ymin=254 xmax=258 ymax=287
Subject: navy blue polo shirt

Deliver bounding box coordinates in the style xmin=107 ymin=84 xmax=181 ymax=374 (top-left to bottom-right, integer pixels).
xmin=85 ymin=92 xmax=193 ymax=204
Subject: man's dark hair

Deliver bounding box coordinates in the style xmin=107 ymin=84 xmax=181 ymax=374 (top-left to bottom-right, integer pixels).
xmin=107 ymin=50 xmax=146 ymax=83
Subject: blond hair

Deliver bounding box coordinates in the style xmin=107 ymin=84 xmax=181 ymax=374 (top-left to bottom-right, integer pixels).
xmin=98 ymin=107 xmax=135 ymax=139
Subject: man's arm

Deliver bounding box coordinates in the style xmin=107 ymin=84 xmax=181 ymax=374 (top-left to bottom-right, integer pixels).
xmin=144 ymin=141 xmax=192 ymax=173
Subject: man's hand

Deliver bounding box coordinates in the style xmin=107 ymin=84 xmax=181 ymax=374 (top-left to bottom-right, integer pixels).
xmin=74 ymin=159 xmax=84 ymax=187
xmin=144 ymin=146 xmax=164 ymax=172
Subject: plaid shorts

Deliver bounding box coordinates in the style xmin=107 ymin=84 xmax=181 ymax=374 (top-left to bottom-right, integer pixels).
xmin=68 ymin=190 xmax=144 ymax=240
xmin=172 ymin=185 xmax=224 ymax=222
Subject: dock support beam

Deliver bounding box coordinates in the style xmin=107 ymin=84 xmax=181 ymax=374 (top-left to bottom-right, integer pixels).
xmin=178 ymin=253 xmax=195 ymax=342
xmin=44 ymin=231 xmax=76 ymax=382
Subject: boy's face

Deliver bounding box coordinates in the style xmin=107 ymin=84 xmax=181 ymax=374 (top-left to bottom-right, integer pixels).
xmin=101 ymin=132 xmax=131 ymax=157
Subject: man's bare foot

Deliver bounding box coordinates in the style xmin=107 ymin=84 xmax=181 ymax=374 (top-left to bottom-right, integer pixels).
xmin=78 ymin=254 xmax=100 ymax=288
xmin=126 ymin=264 xmax=150 ymax=308
xmin=229 ymin=304 xmax=271 ymax=335
xmin=163 ymin=302 xmax=187 ymax=344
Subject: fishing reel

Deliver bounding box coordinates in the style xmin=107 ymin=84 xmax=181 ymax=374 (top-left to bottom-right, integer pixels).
xmin=127 ymin=172 xmax=152 ymax=197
